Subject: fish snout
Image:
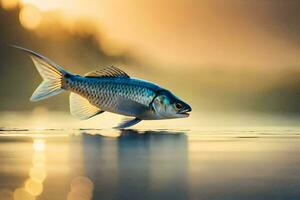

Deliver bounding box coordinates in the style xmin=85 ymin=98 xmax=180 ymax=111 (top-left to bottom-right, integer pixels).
xmin=178 ymin=104 xmax=192 ymax=117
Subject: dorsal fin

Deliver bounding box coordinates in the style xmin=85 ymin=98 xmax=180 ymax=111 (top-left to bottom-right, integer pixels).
xmin=84 ymin=66 xmax=130 ymax=78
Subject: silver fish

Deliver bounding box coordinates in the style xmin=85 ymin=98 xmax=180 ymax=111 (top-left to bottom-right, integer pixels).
xmin=13 ymin=45 xmax=192 ymax=128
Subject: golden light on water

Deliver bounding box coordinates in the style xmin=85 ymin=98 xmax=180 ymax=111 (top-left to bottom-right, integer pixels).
xmin=24 ymin=139 xmax=46 ymax=197
xmin=24 ymin=179 xmax=43 ymax=196
xmin=32 ymin=152 xmax=46 ymax=167
xmin=29 ymin=166 xmax=47 ymax=182
xmin=33 ymin=139 xmax=45 ymax=151
xmin=1 ymin=0 xmax=19 ymax=10
xmin=68 ymin=176 xmax=94 ymax=200
xmin=19 ymin=4 xmax=41 ymax=30
xmin=13 ymin=139 xmax=47 ymax=200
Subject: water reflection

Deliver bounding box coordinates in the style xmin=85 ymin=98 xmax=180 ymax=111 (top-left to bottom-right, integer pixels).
xmin=1 ymin=128 xmax=300 ymax=199
xmin=13 ymin=139 xmax=47 ymax=200
xmin=0 ymin=129 xmax=189 ymax=200
xmin=82 ymin=129 xmax=188 ymax=200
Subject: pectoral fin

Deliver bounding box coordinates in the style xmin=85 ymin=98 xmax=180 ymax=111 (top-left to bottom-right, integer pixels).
xmin=115 ymin=118 xmax=142 ymax=129
xmin=69 ymin=93 xmax=104 ymax=120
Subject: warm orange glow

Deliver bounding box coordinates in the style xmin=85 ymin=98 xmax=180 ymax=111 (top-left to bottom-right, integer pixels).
xmin=1 ymin=0 xmax=299 ymax=69
xmin=12 ymin=138 xmax=48 ymax=200
xmin=21 ymin=139 xmax=47 ymax=197
xmin=32 ymin=152 xmax=46 ymax=167
xmin=100 ymin=37 xmax=126 ymax=56
xmin=20 ymin=0 xmax=60 ymax=11
xmin=19 ymin=4 xmax=41 ymax=30
xmin=29 ymin=166 xmax=47 ymax=182
xmin=24 ymin=179 xmax=43 ymax=196
xmin=1 ymin=0 xmax=19 ymax=10
xmin=13 ymin=188 xmax=34 ymax=200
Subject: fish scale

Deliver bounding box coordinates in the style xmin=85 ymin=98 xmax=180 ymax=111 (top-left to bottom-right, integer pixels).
xmin=65 ymin=75 xmax=158 ymax=115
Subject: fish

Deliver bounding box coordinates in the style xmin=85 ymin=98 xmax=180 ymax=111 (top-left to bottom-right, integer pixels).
xmin=12 ymin=45 xmax=192 ymax=128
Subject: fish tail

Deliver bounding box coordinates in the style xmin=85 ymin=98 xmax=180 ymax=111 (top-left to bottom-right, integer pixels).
xmin=30 ymin=58 xmax=66 ymax=102
xmin=11 ymin=45 xmax=71 ymax=101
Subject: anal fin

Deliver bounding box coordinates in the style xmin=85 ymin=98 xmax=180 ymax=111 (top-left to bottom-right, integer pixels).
xmin=70 ymin=93 xmax=104 ymax=120
xmin=115 ymin=117 xmax=142 ymax=129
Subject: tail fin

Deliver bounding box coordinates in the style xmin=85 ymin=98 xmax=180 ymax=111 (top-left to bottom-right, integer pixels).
xmin=11 ymin=45 xmax=70 ymax=102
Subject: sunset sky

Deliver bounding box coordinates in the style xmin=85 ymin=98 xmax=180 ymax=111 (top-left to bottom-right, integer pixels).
xmin=2 ymin=0 xmax=300 ymax=68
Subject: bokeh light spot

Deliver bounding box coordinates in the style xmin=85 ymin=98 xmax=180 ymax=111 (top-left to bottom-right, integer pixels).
xmin=19 ymin=4 xmax=41 ymax=30
xmin=24 ymin=179 xmax=43 ymax=196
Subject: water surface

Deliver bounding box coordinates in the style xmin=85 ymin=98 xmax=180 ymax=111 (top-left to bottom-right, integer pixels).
xmin=0 ymin=112 xmax=300 ymax=200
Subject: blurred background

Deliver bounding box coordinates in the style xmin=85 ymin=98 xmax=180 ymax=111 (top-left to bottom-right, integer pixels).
xmin=1 ymin=2 xmax=300 ymax=200
xmin=1 ymin=0 xmax=300 ymax=115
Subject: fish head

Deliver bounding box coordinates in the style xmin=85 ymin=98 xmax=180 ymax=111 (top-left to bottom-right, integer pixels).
xmin=151 ymin=90 xmax=192 ymax=119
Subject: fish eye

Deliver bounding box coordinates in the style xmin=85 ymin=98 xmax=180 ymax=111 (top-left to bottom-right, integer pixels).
xmin=175 ymin=103 xmax=183 ymax=110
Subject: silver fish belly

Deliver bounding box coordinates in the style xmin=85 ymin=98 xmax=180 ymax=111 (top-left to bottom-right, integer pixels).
xmin=64 ymin=75 xmax=160 ymax=119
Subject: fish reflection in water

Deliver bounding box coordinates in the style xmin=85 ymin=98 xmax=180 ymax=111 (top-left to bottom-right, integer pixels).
xmin=0 ymin=129 xmax=188 ymax=200
xmin=2 ymin=127 xmax=300 ymax=200
xmin=81 ymin=129 xmax=188 ymax=200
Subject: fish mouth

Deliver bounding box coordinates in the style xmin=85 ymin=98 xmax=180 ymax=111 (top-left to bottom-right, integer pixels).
xmin=178 ymin=107 xmax=191 ymax=117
